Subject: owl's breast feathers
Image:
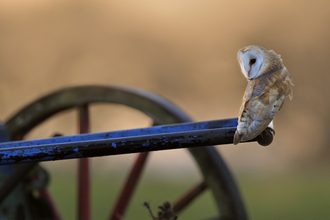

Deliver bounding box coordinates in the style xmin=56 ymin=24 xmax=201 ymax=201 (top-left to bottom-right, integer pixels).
xmin=235 ymin=66 xmax=294 ymax=144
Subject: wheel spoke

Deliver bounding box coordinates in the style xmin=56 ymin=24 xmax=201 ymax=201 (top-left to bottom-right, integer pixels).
xmin=172 ymin=180 xmax=207 ymax=213
xmin=78 ymin=105 xmax=90 ymax=220
xmin=109 ymin=152 xmax=150 ymax=220
xmin=109 ymin=122 xmax=157 ymax=220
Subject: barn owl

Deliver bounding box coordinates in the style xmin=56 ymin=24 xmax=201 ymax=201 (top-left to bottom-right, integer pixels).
xmin=233 ymin=45 xmax=294 ymax=145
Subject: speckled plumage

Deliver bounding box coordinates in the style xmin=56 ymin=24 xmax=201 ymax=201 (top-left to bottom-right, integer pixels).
xmin=233 ymin=45 xmax=294 ymax=145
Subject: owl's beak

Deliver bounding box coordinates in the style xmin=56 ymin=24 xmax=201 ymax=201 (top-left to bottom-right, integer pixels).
xmin=247 ymin=71 xmax=251 ymax=79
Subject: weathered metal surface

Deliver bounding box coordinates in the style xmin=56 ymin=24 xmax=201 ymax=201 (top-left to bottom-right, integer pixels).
xmin=0 ymin=118 xmax=271 ymax=166
xmin=0 ymin=126 xmax=237 ymax=165
xmin=4 ymin=85 xmax=250 ymax=220
xmin=0 ymin=118 xmax=238 ymax=149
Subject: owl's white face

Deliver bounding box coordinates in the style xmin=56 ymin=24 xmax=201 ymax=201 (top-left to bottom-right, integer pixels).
xmin=237 ymin=49 xmax=264 ymax=80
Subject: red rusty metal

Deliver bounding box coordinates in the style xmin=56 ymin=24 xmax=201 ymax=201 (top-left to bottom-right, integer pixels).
xmin=172 ymin=180 xmax=208 ymax=213
xmin=78 ymin=105 xmax=90 ymax=220
xmin=109 ymin=152 xmax=150 ymax=220
xmin=109 ymin=122 xmax=157 ymax=220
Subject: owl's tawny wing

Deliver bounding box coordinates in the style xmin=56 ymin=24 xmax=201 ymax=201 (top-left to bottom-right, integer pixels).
xmin=233 ymin=67 xmax=294 ymax=145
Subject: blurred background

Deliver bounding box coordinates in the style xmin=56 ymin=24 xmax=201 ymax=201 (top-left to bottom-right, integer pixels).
xmin=1 ymin=0 xmax=330 ymax=219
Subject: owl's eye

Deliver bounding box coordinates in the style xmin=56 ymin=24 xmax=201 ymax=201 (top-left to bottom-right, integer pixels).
xmin=250 ymin=59 xmax=256 ymax=65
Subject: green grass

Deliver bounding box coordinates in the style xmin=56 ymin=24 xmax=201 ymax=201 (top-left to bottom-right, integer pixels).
xmin=236 ymin=170 xmax=330 ymax=220
xmin=48 ymin=170 xmax=330 ymax=220
xmin=48 ymin=172 xmax=217 ymax=220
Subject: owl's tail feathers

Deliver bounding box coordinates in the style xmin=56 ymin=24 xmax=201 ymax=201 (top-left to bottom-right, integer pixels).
xmin=233 ymin=131 xmax=243 ymax=145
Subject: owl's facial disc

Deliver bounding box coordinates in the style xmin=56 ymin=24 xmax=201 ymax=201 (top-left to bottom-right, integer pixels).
xmin=238 ymin=50 xmax=264 ymax=79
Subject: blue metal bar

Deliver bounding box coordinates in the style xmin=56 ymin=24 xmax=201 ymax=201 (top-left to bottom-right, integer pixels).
xmin=0 ymin=118 xmax=237 ymax=149
xmin=0 ymin=119 xmax=240 ymax=165
xmin=0 ymin=127 xmax=236 ymax=165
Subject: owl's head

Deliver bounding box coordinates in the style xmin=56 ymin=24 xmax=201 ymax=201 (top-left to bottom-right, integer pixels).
xmin=237 ymin=45 xmax=283 ymax=80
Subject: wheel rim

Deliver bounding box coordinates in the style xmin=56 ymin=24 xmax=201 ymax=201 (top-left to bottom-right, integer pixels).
xmin=5 ymin=85 xmax=248 ymax=220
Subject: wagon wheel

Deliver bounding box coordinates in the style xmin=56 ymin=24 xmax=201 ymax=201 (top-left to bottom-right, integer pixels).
xmin=5 ymin=85 xmax=248 ymax=220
